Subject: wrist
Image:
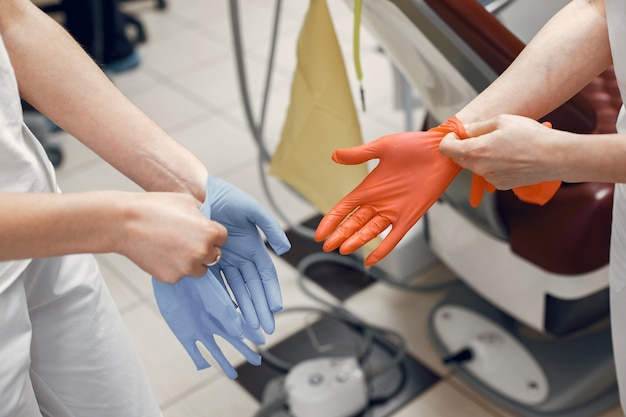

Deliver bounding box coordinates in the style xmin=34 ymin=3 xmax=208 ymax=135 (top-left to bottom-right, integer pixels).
xmin=108 ymin=191 xmax=142 ymax=256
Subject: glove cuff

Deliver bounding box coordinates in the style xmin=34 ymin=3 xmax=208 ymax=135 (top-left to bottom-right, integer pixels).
xmin=430 ymin=116 xmax=468 ymax=139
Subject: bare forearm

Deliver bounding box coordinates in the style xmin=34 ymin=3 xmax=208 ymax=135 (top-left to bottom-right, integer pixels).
xmin=555 ymin=132 xmax=626 ymax=183
xmin=0 ymin=192 xmax=124 ymax=261
xmin=457 ymin=0 xmax=612 ymax=123
xmin=0 ymin=191 xmax=228 ymax=282
xmin=0 ymin=0 xmax=207 ymax=200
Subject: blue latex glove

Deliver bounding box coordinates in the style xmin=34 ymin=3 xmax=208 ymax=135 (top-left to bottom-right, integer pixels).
xmin=152 ymin=273 xmax=265 ymax=379
xmin=203 ymin=174 xmax=291 ymax=334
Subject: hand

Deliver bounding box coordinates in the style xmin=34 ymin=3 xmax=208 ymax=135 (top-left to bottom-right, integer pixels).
xmin=152 ymin=272 xmax=265 ymax=379
xmin=117 ymin=192 xmax=227 ymax=284
xmin=440 ymin=114 xmax=561 ymax=203
xmin=202 ymin=175 xmax=291 ymax=334
xmin=314 ymin=118 xmax=464 ymax=266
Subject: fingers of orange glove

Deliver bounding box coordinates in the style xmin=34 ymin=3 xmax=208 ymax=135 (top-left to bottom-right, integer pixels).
xmin=463 ymin=119 xmax=558 ymax=208
xmin=469 ymin=173 xmax=497 ymax=208
xmin=331 ymin=140 xmax=380 ymax=165
xmin=315 ymin=210 xmax=352 ymax=243
xmin=321 ymin=205 xmax=378 ymax=252
xmin=315 ymin=195 xmax=367 ymax=242
xmin=337 ymin=213 xmax=391 ymax=255
xmin=508 ymin=121 xmax=558 ymax=205
xmin=363 ymin=224 xmax=409 ymax=266
xmin=316 ymin=120 xmax=463 ymax=266
xmin=513 ymin=180 xmax=561 ymax=206
xmin=469 ymin=173 xmax=486 ymax=208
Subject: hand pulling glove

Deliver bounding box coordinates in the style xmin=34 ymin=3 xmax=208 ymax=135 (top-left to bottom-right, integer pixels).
xmin=315 ymin=116 xmax=561 ymax=266
xmin=466 ymin=121 xmax=561 ymax=208
xmin=153 ymin=274 xmax=265 ymax=379
xmin=202 ymin=174 xmax=291 ymax=334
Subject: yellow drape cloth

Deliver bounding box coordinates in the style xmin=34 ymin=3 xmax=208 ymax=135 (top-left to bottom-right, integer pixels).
xmin=269 ymin=0 xmax=368 ymax=215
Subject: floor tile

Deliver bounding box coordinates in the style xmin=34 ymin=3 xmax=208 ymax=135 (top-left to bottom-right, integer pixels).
xmin=343 ymin=266 xmax=459 ymax=378
xmin=96 ymin=255 xmax=144 ymax=313
xmin=167 ymin=114 xmax=259 ymax=175
xmin=119 ymin=303 xmax=222 ymax=406
xmin=161 ymin=375 xmax=259 ymax=417
xmin=122 ymin=81 xmax=211 ymax=131
xmin=391 ymin=380 xmax=504 ymax=417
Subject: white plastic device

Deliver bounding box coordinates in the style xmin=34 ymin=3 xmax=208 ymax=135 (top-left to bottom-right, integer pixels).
xmin=284 ymin=357 xmax=368 ymax=417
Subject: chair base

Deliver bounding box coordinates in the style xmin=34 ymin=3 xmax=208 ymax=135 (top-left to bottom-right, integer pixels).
xmin=427 ymin=201 xmax=609 ymax=332
xmin=429 ymin=284 xmax=618 ymax=417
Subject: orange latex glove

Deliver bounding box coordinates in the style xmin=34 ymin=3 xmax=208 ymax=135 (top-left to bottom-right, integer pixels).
xmin=314 ymin=117 xmax=464 ymax=266
xmin=467 ymin=121 xmax=561 ymax=208
xmin=315 ymin=116 xmax=562 ymax=266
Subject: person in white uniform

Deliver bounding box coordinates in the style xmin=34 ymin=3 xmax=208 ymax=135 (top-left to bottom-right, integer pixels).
xmin=0 ymin=0 xmax=289 ymax=416
xmin=439 ymin=0 xmax=626 ymax=411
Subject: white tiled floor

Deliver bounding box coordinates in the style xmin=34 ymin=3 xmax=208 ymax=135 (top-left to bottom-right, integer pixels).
xmin=51 ymin=1 xmax=625 ymax=416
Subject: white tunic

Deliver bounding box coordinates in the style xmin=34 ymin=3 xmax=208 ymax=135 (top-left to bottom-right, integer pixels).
xmin=0 ymin=34 xmax=57 ymax=292
xmin=0 ymin=32 xmax=160 ymax=417
xmin=607 ymin=0 xmax=626 ymax=292
xmin=605 ymin=0 xmax=626 ymax=410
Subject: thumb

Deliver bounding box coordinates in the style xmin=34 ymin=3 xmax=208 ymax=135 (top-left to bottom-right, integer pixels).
xmin=247 ymin=204 xmax=291 ymax=255
xmin=332 ymin=140 xmax=380 ymax=165
xmin=463 ymin=118 xmax=501 ymax=138
xmin=439 ymin=131 xmax=469 ymax=159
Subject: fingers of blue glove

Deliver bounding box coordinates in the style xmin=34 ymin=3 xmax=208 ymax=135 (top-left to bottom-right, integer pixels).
xmin=246 ymin=205 xmax=291 ymax=256
xmin=215 ymin=329 xmax=263 ymax=368
xmin=151 ymin=279 xmax=213 ymax=370
xmin=209 ymin=266 xmax=239 ymax=309
xmin=197 ymin=315 xmax=263 ymax=379
xmin=205 ymin=174 xmax=290 ymax=255
xmin=247 ymin=250 xmax=283 ymax=313
xmin=209 ymin=309 xmax=266 ymax=346
xmin=194 ymin=275 xmax=244 ymax=339
xmin=221 ymin=265 xmax=260 ymax=331
xmin=239 ymin=263 xmax=276 ymax=334
xmin=197 ymin=334 xmax=239 ymax=379
xmin=182 ymin=340 xmax=212 ymax=371
xmin=228 ymin=336 xmax=263 ymax=367
xmin=262 ymin=278 xmax=282 ymax=314
xmin=242 ymin=322 xmax=266 ymax=346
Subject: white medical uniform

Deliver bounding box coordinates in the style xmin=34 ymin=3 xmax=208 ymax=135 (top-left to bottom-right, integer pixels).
xmin=0 ymin=35 xmax=161 ymax=416
xmin=607 ymin=0 xmax=626 ymax=412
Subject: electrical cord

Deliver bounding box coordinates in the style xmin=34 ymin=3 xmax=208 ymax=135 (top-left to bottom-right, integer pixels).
xmin=229 ymin=0 xmax=316 ymax=240
xmin=253 ymin=252 xmax=409 ymax=417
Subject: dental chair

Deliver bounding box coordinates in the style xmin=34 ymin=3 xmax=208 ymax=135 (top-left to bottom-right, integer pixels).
xmin=350 ymin=0 xmax=621 ymax=415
